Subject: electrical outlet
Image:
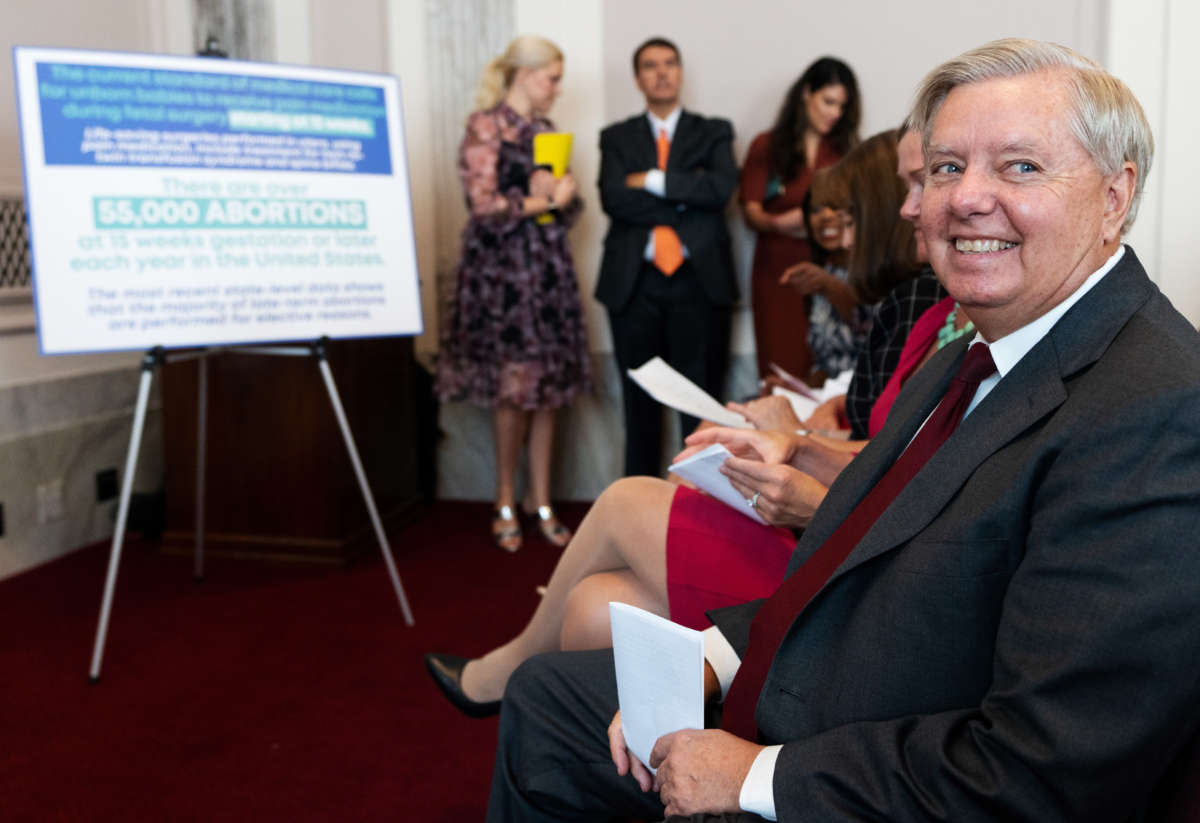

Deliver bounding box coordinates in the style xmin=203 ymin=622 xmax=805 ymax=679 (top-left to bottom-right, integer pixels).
xmin=96 ymin=468 xmax=118 ymax=502
xmin=37 ymin=479 xmax=65 ymax=524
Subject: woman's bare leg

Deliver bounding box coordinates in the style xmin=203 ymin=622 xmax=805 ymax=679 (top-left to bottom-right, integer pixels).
xmin=493 ymin=404 xmax=529 ymax=509
xmin=523 ymin=407 xmax=572 ymax=546
xmin=525 ymin=407 xmax=556 ymax=508
xmin=492 ymin=405 xmax=529 ymax=550
xmin=460 ymin=476 xmax=677 ymax=702
xmin=559 ymin=569 xmax=666 ymax=650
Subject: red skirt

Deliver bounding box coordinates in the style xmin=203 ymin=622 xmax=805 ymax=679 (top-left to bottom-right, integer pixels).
xmin=665 ymin=485 xmax=796 ymax=631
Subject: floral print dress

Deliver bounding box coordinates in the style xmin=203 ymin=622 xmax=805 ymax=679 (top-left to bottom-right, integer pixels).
xmin=435 ymin=102 xmax=591 ymax=410
xmin=807 ymin=262 xmax=873 ymax=376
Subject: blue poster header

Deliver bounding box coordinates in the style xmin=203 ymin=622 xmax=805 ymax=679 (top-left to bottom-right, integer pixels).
xmin=35 ymin=61 xmax=392 ymax=175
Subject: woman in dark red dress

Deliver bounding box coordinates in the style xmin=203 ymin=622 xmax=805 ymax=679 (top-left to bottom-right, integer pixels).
xmin=740 ymin=57 xmax=860 ymax=379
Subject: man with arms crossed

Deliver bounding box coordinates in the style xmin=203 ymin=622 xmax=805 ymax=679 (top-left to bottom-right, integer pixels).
xmin=489 ymin=39 xmax=1200 ymax=821
xmin=596 ymin=37 xmax=738 ymax=478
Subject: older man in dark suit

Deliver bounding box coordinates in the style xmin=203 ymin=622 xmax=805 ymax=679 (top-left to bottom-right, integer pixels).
xmin=487 ymin=39 xmax=1200 ymax=822
xmin=596 ymin=36 xmax=737 ymax=478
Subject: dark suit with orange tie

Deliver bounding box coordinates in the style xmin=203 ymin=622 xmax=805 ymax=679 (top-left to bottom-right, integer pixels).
xmin=596 ymin=110 xmax=738 ymax=477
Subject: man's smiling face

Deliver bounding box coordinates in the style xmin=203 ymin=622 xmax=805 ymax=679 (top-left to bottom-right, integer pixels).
xmin=920 ymin=70 xmax=1127 ymax=340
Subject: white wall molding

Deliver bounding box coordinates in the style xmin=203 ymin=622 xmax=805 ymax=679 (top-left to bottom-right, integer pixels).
xmin=273 ymin=0 xmax=313 ymax=65
xmin=1107 ymin=0 xmax=1199 ymax=324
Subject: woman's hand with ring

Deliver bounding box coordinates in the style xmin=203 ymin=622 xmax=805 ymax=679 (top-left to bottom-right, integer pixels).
xmin=723 ymin=461 xmax=827 ymax=529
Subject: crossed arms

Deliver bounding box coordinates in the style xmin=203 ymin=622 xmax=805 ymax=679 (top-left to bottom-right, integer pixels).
xmin=598 ymin=118 xmax=736 ymax=228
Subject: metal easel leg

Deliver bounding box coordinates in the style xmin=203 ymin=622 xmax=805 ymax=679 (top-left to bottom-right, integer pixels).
xmin=89 ymin=347 xmax=161 ymax=682
xmin=194 ymin=352 xmax=208 ymax=581
xmin=312 ymin=340 xmax=415 ymax=625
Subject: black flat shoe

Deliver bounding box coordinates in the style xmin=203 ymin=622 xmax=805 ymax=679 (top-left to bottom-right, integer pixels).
xmin=423 ymin=653 xmax=501 ymax=718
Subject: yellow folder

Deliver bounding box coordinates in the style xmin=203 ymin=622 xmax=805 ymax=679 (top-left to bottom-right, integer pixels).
xmin=533 ymin=132 xmax=572 ymax=224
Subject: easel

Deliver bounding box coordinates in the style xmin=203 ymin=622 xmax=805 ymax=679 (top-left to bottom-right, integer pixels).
xmin=88 ymin=336 xmax=415 ymax=682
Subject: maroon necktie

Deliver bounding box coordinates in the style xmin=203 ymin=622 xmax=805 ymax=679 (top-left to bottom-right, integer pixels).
xmin=721 ymin=342 xmax=997 ymax=740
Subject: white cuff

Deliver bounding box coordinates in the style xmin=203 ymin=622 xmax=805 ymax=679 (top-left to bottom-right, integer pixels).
xmin=738 ymin=744 xmax=781 ymax=820
xmin=643 ymin=168 xmax=666 ymax=197
xmin=702 ymin=626 xmax=740 ymax=700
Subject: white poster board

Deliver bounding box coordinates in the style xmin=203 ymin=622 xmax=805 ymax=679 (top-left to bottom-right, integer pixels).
xmin=12 ymin=47 xmax=423 ymax=354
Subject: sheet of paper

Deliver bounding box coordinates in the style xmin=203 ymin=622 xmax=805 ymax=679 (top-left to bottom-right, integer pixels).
xmin=610 ymin=602 xmax=705 ymax=772
xmin=669 ymin=444 xmax=769 ymax=525
xmin=767 ymin=361 xmax=817 ymax=398
xmin=771 ymin=385 xmax=820 ymax=421
xmin=770 ymin=363 xmax=853 ymax=405
xmin=628 ymin=357 xmax=750 ymax=429
xmin=815 ymin=369 xmax=854 ymax=401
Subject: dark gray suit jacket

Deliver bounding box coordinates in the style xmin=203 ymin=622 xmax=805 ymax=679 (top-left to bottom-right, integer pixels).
xmin=709 ymin=248 xmax=1200 ymax=821
xmin=594 ymin=110 xmax=737 ymax=314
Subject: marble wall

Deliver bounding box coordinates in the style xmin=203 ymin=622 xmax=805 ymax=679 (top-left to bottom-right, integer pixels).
xmin=0 ymin=365 xmax=163 ymax=580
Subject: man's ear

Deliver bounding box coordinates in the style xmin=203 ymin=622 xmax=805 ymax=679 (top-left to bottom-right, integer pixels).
xmin=1102 ymin=162 xmax=1137 ymax=242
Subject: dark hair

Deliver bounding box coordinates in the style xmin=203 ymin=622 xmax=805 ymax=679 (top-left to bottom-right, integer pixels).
xmin=801 ymin=167 xmax=851 ymax=267
xmin=767 ymin=57 xmax=860 ymax=182
xmin=632 ymin=37 xmax=681 ymax=73
xmin=834 ymin=129 xmax=919 ymax=302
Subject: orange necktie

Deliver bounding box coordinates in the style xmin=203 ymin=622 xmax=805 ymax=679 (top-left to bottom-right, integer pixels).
xmin=653 ymin=128 xmax=684 ymax=275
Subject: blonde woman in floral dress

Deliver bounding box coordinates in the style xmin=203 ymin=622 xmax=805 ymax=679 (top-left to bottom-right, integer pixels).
xmin=436 ymin=35 xmax=591 ymax=552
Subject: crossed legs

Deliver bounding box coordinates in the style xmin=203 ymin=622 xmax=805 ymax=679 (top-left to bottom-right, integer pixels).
xmin=461 ymin=476 xmax=678 ymax=703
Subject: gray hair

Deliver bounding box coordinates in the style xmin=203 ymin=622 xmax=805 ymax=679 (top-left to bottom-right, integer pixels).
xmin=909 ymin=38 xmax=1153 ymax=233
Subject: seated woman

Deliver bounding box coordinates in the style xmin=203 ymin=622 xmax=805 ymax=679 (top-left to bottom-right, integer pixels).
xmin=733 ymin=129 xmax=933 ymax=456
xmin=777 ymin=163 xmax=869 ymax=380
xmin=797 ymin=127 xmax=972 ymax=441
xmin=424 ymin=130 xmax=932 ymax=717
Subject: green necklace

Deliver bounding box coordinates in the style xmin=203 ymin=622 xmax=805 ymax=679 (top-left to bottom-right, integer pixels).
xmin=937 ymin=303 xmax=975 ymax=350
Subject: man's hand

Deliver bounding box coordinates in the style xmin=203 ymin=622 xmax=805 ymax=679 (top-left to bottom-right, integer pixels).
xmin=609 ymin=662 xmax=722 ymax=791
xmin=608 ymin=711 xmax=655 ymax=792
xmin=727 ymin=395 xmax=805 ymax=432
xmin=650 ymin=729 xmax=762 ymax=818
xmin=625 ymin=171 xmax=650 ymax=189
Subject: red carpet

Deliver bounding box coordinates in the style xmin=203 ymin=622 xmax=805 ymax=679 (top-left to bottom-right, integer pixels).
xmin=0 ymin=501 xmax=582 ymax=821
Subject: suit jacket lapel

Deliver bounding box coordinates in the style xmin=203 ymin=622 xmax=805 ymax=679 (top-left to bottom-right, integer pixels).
xmin=668 ymin=110 xmax=697 ymax=172
xmin=836 ymin=342 xmax=1066 ymax=579
xmin=784 ymin=341 xmax=960 ymax=575
xmin=800 ymin=247 xmax=1154 ymax=591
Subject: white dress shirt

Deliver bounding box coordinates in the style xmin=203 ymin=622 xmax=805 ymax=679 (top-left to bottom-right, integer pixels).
xmin=705 ymin=246 xmax=1127 ymax=819
xmin=640 ymin=107 xmax=689 ymax=262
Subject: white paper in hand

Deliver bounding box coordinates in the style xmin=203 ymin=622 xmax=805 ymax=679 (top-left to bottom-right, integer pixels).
xmin=771 ymin=385 xmax=820 ymax=421
xmin=628 ymin=357 xmax=751 ymax=429
xmin=669 ymin=444 xmax=769 ymax=525
xmin=609 ymin=602 xmax=705 ymax=772
xmin=818 ymin=369 xmax=855 ymax=400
